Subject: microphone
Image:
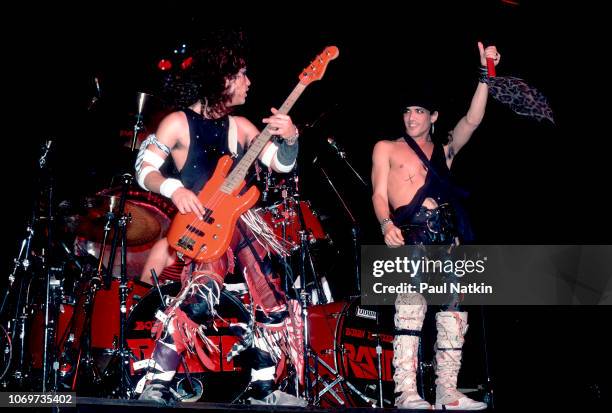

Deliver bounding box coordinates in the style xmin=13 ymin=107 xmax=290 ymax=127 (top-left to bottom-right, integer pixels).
xmin=327 ymin=137 xmax=369 ymax=187
xmin=94 ymin=77 xmax=101 ymax=97
xmin=303 ymin=103 xmax=339 ymax=130
xmin=39 ymin=140 xmax=53 ymax=168
xmin=327 ymin=136 xmax=345 ymax=158
xmin=88 ymin=77 xmax=101 ymax=111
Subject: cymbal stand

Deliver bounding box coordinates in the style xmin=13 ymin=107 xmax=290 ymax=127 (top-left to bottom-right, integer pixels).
xmin=130 ymin=93 xmax=148 ymax=151
xmin=0 ymin=140 xmax=60 ymax=390
xmin=293 ymin=196 xmax=327 ymax=304
xmin=374 ymin=312 xmax=384 ymax=407
xmin=291 ymin=161 xmax=335 ymax=403
xmin=0 ymin=200 xmax=37 ymax=385
xmin=295 ymin=229 xmax=366 ymax=406
xmin=67 ymin=275 xmax=104 ymax=392
xmin=60 ymin=178 xmax=120 ymax=392
xmin=61 ymin=186 xmax=116 ymax=391
xmin=285 ymin=161 xmax=327 ymax=304
xmin=41 ymin=140 xmax=61 ymax=392
xmin=309 ymin=352 xmax=377 ymax=407
xmin=68 ymin=174 xmax=134 ymax=396
xmin=107 ymin=91 xmax=152 ymax=396
xmin=101 ymin=175 xmax=133 ymax=290
xmin=280 ymin=156 xmax=311 ymax=402
xmin=64 ymin=184 xmax=118 ymax=392
xmin=305 ymin=307 xmax=378 ymax=407
xmin=297 ymin=229 xmax=312 ymax=403
xmin=102 ymin=173 xmax=137 ymax=398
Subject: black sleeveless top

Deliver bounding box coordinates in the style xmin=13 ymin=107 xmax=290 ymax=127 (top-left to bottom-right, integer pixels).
xmin=392 ymin=140 xmax=474 ymax=242
xmin=179 ymin=109 xmax=245 ymax=193
xmin=393 ymin=142 xmax=453 ymax=222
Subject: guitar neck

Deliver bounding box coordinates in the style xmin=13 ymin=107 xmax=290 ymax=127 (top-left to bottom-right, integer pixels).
xmin=221 ymin=82 xmax=307 ymax=193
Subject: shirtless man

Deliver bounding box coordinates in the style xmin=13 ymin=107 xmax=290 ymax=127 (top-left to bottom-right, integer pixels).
xmin=371 ymin=43 xmax=500 ymax=410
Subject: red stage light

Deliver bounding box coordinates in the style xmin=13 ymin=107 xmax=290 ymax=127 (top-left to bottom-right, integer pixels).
xmin=181 ymin=56 xmax=193 ymax=70
xmin=157 ymin=59 xmax=173 ymax=71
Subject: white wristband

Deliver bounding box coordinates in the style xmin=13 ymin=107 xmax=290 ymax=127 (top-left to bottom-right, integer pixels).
xmin=160 ymin=178 xmax=184 ymax=198
xmin=272 ymin=150 xmax=296 ymax=172
xmin=260 ymin=142 xmax=277 ymax=167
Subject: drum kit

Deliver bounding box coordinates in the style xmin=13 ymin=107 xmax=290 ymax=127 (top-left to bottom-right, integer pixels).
xmin=0 ymin=91 xmax=395 ymax=407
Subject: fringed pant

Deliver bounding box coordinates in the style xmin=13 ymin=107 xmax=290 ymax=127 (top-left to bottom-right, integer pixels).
xmin=140 ymin=217 xmax=302 ymax=398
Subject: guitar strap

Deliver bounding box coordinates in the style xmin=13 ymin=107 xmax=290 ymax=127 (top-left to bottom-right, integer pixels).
xmin=402 ymin=135 xmax=474 ymax=242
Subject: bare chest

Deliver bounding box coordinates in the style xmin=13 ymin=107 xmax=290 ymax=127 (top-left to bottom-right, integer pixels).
xmin=388 ymin=143 xmax=433 ymax=185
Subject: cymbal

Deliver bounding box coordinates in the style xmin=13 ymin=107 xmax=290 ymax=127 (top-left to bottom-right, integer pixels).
xmin=75 ymin=195 xmax=162 ymax=246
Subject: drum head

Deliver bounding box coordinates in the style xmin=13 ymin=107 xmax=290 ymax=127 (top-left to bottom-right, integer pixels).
xmin=126 ymin=282 xmax=251 ymax=402
xmin=336 ymin=299 xmax=395 ymax=407
xmin=308 ymin=299 xmax=396 ymax=407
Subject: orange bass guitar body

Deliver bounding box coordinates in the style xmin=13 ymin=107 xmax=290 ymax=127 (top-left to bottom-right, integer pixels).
xmin=166 ymin=155 xmax=259 ymax=263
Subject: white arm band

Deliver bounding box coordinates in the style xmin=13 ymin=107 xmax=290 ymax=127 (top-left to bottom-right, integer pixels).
xmin=135 ymin=134 xmax=170 ymax=171
xmin=135 ymin=149 xmax=167 ymax=191
xmin=142 ymin=149 xmax=165 ymax=168
xmin=260 ymin=142 xmax=278 ymax=167
xmin=135 ymin=134 xmax=174 ymax=192
xmin=160 ymin=178 xmax=184 ymax=198
xmin=137 ymin=165 xmax=158 ymax=191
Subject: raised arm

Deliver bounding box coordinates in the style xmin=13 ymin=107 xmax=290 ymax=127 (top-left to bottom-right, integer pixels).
xmin=445 ymin=42 xmax=501 ymax=166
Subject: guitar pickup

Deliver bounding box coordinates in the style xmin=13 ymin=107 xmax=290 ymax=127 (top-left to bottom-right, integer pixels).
xmin=186 ymin=225 xmax=205 ymax=237
xmin=177 ymin=236 xmax=195 ymax=251
xmin=203 ymin=207 xmax=215 ymax=224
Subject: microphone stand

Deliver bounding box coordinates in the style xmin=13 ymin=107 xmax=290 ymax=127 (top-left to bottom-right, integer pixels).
xmin=333 ymin=149 xmax=368 ymax=188
xmin=480 ymin=305 xmax=495 ymax=409
xmin=312 ymin=158 xmax=361 ymax=295
xmin=41 ymin=140 xmax=58 ymax=393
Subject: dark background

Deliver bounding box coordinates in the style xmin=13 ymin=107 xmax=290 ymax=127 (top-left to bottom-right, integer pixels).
xmin=3 ymin=1 xmax=610 ymax=409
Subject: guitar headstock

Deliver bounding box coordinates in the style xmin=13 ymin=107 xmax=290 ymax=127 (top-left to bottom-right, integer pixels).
xmin=299 ymin=46 xmax=339 ymax=86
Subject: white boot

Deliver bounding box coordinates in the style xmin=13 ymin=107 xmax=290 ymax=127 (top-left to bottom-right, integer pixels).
xmin=393 ymin=293 xmax=431 ymax=409
xmin=434 ymin=311 xmax=487 ymax=410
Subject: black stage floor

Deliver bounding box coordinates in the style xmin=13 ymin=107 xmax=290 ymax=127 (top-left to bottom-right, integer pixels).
xmin=69 ymin=397 xmax=488 ymax=413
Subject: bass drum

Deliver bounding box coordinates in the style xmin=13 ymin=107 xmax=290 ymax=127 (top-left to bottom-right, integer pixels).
xmin=308 ymin=299 xmax=396 ymax=407
xmin=126 ymin=282 xmax=251 ymax=402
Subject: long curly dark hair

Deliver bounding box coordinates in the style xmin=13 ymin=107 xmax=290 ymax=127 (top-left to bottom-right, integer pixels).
xmin=163 ymin=29 xmax=247 ymax=116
